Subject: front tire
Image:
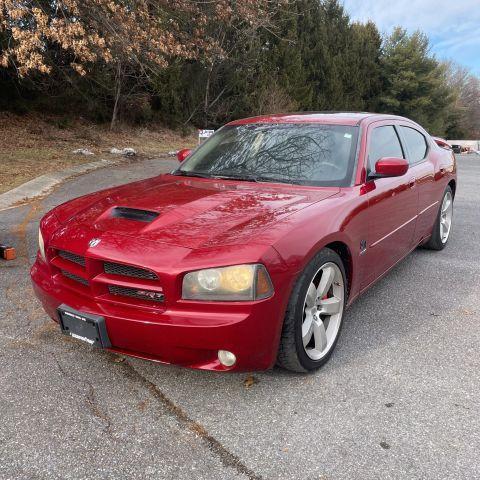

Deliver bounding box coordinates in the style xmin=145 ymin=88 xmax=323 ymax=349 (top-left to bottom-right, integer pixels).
xmin=424 ymin=186 xmax=453 ymax=251
xmin=277 ymin=248 xmax=346 ymax=373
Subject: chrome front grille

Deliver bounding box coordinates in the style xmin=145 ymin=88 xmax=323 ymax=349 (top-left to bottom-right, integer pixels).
xmin=104 ymin=262 xmax=157 ymax=280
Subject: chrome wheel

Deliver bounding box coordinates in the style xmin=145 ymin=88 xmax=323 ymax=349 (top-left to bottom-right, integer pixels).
xmin=302 ymin=262 xmax=344 ymax=361
xmin=440 ymin=190 xmax=453 ymax=243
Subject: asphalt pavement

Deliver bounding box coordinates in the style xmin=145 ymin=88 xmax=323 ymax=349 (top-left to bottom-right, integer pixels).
xmin=1 ymin=155 xmax=479 ymax=479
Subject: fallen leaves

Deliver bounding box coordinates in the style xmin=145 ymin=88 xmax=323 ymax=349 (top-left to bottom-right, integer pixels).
xmin=243 ymin=375 xmax=257 ymax=388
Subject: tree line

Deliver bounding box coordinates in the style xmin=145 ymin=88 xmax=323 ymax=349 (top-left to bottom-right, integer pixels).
xmin=0 ymin=0 xmax=479 ymax=138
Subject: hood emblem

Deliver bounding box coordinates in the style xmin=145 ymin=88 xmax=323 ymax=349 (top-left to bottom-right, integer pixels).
xmin=89 ymin=238 xmax=101 ymax=248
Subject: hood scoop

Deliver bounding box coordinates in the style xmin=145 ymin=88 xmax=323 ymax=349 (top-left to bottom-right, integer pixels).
xmin=111 ymin=207 xmax=159 ymax=223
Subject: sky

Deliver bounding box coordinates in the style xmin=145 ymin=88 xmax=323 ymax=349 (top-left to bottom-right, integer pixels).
xmin=342 ymin=0 xmax=480 ymax=75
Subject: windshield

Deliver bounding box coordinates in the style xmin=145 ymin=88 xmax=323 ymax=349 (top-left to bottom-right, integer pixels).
xmin=175 ymin=123 xmax=359 ymax=186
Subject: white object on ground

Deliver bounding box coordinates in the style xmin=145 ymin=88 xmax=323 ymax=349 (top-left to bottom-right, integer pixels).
xmin=110 ymin=147 xmax=136 ymax=156
xmin=72 ymin=148 xmax=94 ymax=156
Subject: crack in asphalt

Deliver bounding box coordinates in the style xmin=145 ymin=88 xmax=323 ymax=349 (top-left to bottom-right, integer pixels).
xmin=117 ymin=358 xmax=263 ymax=480
xmin=51 ymin=352 xmax=115 ymax=437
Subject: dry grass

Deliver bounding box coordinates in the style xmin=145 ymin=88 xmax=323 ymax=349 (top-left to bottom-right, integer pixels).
xmin=0 ymin=112 xmax=197 ymax=194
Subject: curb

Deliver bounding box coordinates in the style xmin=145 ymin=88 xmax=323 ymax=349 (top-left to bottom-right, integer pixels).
xmin=0 ymin=159 xmax=121 ymax=211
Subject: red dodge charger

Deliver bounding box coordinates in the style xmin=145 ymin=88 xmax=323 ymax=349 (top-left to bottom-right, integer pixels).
xmin=31 ymin=113 xmax=456 ymax=372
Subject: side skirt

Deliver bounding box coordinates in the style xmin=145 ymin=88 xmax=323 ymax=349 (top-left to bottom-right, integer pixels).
xmin=346 ymin=237 xmax=427 ymax=308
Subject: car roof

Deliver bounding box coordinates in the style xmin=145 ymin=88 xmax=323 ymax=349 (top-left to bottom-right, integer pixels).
xmin=227 ymin=112 xmax=412 ymax=127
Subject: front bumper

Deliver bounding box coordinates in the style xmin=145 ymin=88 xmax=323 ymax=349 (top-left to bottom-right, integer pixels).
xmin=31 ymin=257 xmax=288 ymax=371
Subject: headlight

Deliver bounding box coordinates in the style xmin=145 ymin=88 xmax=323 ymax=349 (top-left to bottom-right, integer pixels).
xmin=38 ymin=228 xmax=46 ymax=262
xmin=182 ymin=264 xmax=274 ymax=301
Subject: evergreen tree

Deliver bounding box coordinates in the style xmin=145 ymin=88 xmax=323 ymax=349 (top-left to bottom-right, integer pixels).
xmin=346 ymin=21 xmax=383 ymax=111
xmin=378 ymin=27 xmax=453 ymax=134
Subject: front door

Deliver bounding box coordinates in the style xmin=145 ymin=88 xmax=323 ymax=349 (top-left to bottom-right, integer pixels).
xmin=362 ymin=122 xmax=418 ymax=288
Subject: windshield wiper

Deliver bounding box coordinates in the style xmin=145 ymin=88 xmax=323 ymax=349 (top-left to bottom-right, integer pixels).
xmin=173 ymin=169 xmax=304 ymax=185
xmin=172 ymin=170 xmax=213 ymax=179
xmin=172 ymin=169 xmax=258 ymax=182
xmin=214 ymin=173 xmax=305 ymax=185
xmin=212 ymin=173 xmax=259 ymax=182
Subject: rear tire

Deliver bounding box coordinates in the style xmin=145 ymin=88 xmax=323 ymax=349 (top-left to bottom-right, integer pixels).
xmin=424 ymin=186 xmax=453 ymax=251
xmin=277 ymin=248 xmax=346 ymax=373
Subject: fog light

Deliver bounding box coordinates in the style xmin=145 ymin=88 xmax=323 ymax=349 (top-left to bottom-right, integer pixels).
xmin=218 ymin=350 xmax=236 ymax=367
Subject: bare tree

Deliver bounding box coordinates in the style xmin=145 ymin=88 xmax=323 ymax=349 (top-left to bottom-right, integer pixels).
xmin=444 ymin=61 xmax=480 ymax=138
xmin=0 ymin=0 xmax=286 ymax=128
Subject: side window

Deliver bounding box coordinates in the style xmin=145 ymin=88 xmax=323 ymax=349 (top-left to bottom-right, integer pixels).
xmin=399 ymin=126 xmax=428 ymax=164
xmin=368 ymin=126 xmax=404 ymax=172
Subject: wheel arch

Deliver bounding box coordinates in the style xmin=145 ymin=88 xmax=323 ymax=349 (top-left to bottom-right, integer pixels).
xmin=324 ymin=241 xmax=353 ymax=300
xmin=448 ymin=179 xmax=456 ymax=198
xmin=275 ymin=231 xmax=357 ymax=304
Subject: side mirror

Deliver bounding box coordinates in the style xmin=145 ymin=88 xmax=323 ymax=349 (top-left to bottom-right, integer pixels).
xmin=177 ymin=148 xmax=192 ymax=162
xmin=372 ymin=157 xmax=409 ymax=178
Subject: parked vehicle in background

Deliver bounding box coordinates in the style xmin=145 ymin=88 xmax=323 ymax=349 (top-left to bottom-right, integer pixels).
xmin=451 ymin=145 xmax=462 ymax=154
xmin=31 ymin=113 xmax=457 ymax=372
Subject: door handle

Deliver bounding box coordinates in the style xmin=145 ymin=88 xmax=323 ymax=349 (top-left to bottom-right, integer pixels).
xmin=408 ymin=177 xmax=416 ymax=188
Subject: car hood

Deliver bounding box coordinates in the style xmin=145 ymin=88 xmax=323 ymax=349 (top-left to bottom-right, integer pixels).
xmin=54 ymin=175 xmax=339 ymax=250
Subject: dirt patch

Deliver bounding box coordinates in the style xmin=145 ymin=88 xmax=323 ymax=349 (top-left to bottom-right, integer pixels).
xmin=0 ymin=112 xmax=197 ymax=194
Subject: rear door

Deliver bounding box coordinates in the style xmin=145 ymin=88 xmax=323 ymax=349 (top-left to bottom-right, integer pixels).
xmin=362 ymin=122 xmax=418 ymax=287
xmin=397 ymin=124 xmax=437 ymax=244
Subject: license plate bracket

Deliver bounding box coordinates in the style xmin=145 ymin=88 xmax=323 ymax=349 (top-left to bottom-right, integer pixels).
xmin=57 ymin=305 xmax=111 ymax=348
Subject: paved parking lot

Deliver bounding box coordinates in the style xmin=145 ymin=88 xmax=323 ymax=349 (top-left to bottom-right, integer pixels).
xmin=1 ymin=155 xmax=479 ymax=479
